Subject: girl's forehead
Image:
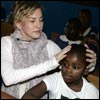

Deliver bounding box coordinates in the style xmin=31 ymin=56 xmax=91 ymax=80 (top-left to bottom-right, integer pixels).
xmin=65 ymin=52 xmax=82 ymax=61
xmin=64 ymin=54 xmax=85 ymax=66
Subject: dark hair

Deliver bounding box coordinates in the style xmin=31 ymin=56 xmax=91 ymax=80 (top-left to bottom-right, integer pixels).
xmin=60 ymin=44 xmax=89 ymax=67
xmin=70 ymin=44 xmax=86 ymax=58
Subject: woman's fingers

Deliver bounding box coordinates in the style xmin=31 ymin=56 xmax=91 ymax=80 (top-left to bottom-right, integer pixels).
xmin=86 ymin=49 xmax=96 ymax=57
xmin=84 ymin=43 xmax=96 ymax=72
xmin=86 ymin=49 xmax=96 ymax=63
xmin=84 ymin=43 xmax=89 ymax=48
xmin=86 ymin=63 xmax=95 ymax=69
xmin=55 ymin=45 xmax=72 ymax=62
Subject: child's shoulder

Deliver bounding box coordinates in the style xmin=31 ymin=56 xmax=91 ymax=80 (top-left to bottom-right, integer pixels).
xmin=44 ymin=72 xmax=61 ymax=82
xmin=80 ymin=77 xmax=99 ymax=99
xmin=83 ymin=77 xmax=99 ymax=92
xmin=47 ymin=72 xmax=61 ymax=78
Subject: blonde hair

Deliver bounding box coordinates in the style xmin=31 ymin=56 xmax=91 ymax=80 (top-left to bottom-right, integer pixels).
xmin=13 ymin=1 xmax=42 ymax=27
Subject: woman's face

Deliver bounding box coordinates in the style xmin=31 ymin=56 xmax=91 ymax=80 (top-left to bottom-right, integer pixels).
xmin=17 ymin=8 xmax=44 ymax=41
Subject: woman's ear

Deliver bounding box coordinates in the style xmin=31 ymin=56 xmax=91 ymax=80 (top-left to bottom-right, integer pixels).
xmin=16 ymin=22 xmax=22 ymax=30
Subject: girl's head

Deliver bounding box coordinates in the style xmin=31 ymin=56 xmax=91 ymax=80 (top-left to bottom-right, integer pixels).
xmin=13 ymin=1 xmax=44 ymax=40
xmin=61 ymin=44 xmax=89 ymax=84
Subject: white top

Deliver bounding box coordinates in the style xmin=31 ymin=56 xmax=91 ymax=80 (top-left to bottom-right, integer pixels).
xmin=43 ymin=72 xmax=99 ymax=99
xmin=1 ymin=36 xmax=61 ymax=98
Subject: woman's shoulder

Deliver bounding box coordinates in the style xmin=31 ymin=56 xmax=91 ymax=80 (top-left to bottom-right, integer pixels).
xmin=46 ymin=39 xmax=61 ymax=57
xmin=47 ymin=39 xmax=59 ymax=47
xmin=1 ymin=36 xmax=11 ymax=42
xmin=47 ymin=39 xmax=61 ymax=51
xmin=47 ymin=39 xmax=56 ymax=44
xmin=1 ymin=36 xmax=12 ymax=47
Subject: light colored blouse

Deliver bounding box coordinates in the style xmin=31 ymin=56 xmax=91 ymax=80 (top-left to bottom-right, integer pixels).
xmin=1 ymin=36 xmax=61 ymax=98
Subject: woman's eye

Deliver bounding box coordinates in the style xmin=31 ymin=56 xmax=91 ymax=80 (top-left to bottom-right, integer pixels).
xmin=40 ymin=19 xmax=43 ymax=22
xmin=29 ymin=19 xmax=43 ymax=23
xmin=29 ymin=20 xmax=35 ymax=23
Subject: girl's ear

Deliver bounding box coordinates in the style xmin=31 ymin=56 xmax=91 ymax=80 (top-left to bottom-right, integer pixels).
xmin=84 ymin=68 xmax=89 ymax=76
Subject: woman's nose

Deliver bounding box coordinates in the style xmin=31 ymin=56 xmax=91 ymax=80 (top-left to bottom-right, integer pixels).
xmin=35 ymin=21 xmax=41 ymax=28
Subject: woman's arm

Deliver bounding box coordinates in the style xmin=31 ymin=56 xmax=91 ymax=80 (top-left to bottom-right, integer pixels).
xmin=1 ymin=37 xmax=71 ymax=86
xmin=22 ymin=81 xmax=47 ymax=99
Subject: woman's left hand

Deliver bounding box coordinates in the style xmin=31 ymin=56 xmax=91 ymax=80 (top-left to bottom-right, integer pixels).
xmin=84 ymin=44 xmax=96 ymax=72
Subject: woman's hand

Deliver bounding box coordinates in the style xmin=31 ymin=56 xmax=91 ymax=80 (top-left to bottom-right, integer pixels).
xmin=55 ymin=45 xmax=72 ymax=63
xmin=84 ymin=44 xmax=96 ymax=72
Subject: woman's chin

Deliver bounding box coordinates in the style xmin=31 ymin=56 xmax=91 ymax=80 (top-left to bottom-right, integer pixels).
xmin=32 ymin=34 xmax=41 ymax=39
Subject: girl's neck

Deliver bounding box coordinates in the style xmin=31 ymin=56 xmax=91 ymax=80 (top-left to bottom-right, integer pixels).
xmin=67 ymin=78 xmax=83 ymax=92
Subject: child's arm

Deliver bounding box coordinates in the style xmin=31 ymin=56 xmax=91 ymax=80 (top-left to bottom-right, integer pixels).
xmin=1 ymin=91 xmax=17 ymax=99
xmin=22 ymin=81 xmax=47 ymax=99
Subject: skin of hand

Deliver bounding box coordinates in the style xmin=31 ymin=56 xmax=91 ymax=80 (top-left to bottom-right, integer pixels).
xmin=55 ymin=45 xmax=72 ymax=63
xmin=84 ymin=44 xmax=96 ymax=69
xmin=22 ymin=81 xmax=47 ymax=99
xmin=1 ymin=91 xmax=17 ymax=99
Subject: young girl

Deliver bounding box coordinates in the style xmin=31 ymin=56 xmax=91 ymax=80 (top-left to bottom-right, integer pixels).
xmin=22 ymin=44 xmax=99 ymax=99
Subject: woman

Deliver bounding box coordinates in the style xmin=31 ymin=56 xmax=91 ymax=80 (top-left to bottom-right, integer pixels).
xmin=1 ymin=1 xmax=96 ymax=99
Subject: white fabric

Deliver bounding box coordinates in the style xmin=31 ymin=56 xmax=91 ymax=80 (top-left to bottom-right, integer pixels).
xmin=60 ymin=35 xmax=81 ymax=45
xmin=82 ymin=27 xmax=96 ymax=37
xmin=6 ymin=29 xmax=49 ymax=98
xmin=43 ymin=72 xmax=99 ymax=99
xmin=1 ymin=36 xmax=61 ymax=98
xmin=82 ymin=27 xmax=91 ymax=37
xmin=11 ymin=29 xmax=49 ymax=69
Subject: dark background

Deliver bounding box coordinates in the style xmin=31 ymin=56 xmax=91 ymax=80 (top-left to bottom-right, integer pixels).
xmin=1 ymin=1 xmax=99 ymax=39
